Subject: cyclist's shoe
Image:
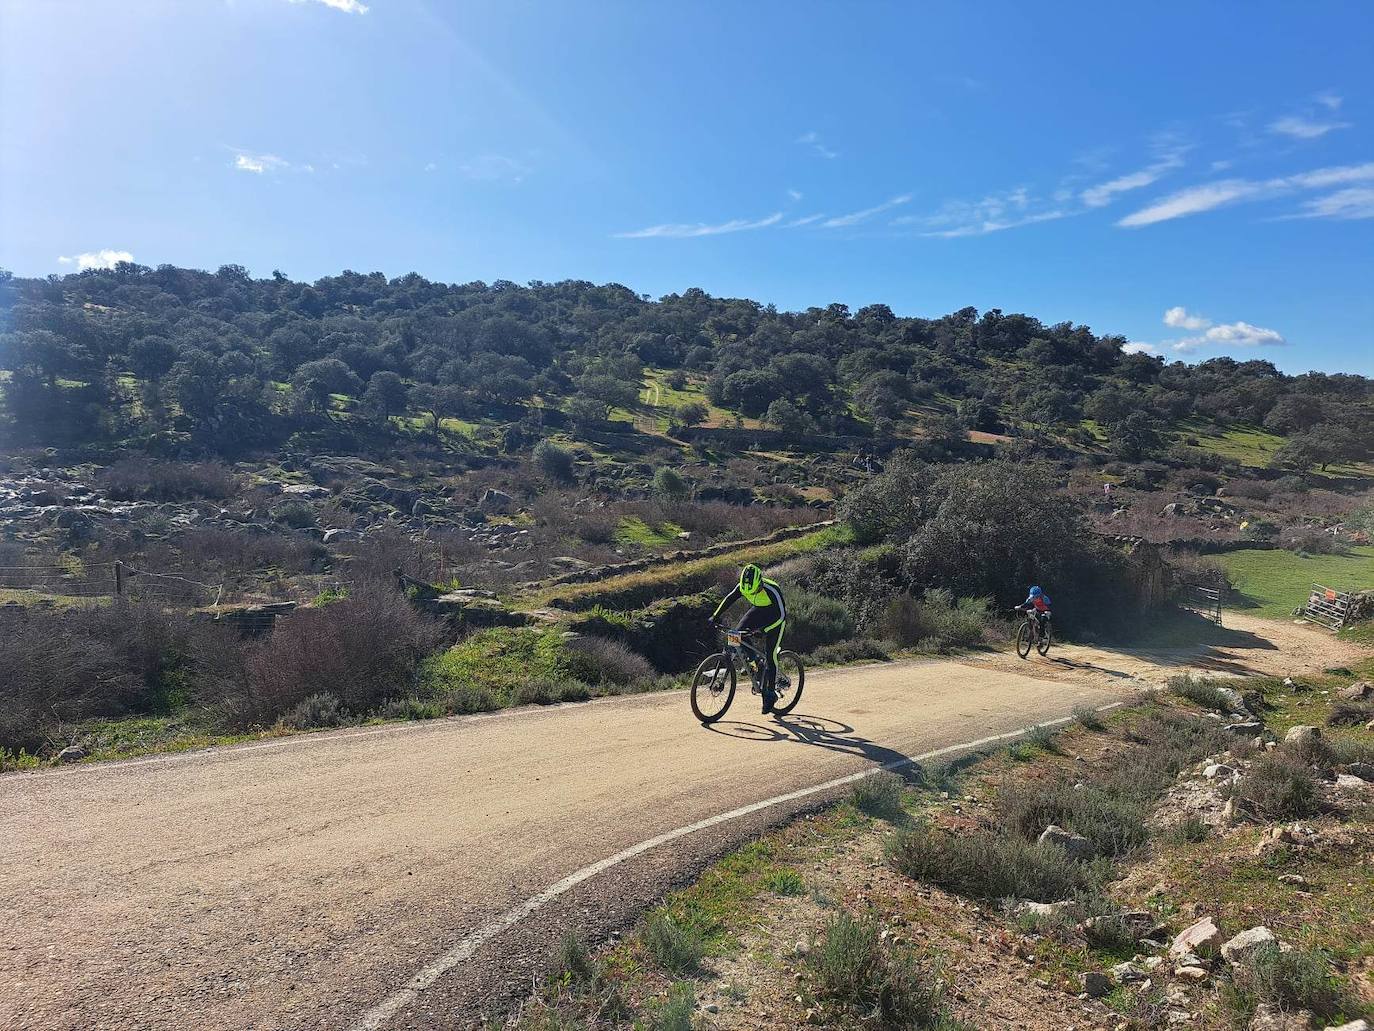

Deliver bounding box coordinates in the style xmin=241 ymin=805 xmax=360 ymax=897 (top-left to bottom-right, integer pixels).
xmin=761 ymin=689 xmax=777 ymax=715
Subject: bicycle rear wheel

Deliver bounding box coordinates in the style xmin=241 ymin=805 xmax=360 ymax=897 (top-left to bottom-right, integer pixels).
xmin=1015 ymin=622 xmax=1033 ymax=659
xmin=771 ymin=651 xmax=806 ymax=716
xmin=690 ymin=652 xmax=736 ymax=724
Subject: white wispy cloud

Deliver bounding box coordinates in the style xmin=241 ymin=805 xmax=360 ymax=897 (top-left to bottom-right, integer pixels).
xmin=1293 ymin=186 xmax=1374 ymax=220
xmin=57 ymin=249 xmax=134 ymax=270
xmin=786 ymin=188 xmax=803 ymax=202
xmin=286 ymin=0 xmax=369 ymax=14
xmin=234 ymin=152 xmax=289 ymax=174
xmin=1315 ymin=92 xmax=1343 ymax=112
xmin=822 ymin=194 xmax=911 ymax=228
xmin=1164 ymin=306 xmax=1210 ymax=330
xmin=1080 ymin=143 xmax=1187 ymax=208
xmin=1269 ymin=114 xmax=1352 ymax=140
xmin=424 ymin=161 xmax=438 ymax=172
xmin=1118 ymin=161 xmax=1374 ymax=227
xmin=796 ymin=131 xmax=838 ymax=160
xmin=785 ymin=213 xmax=826 ymax=228
xmin=615 ymin=212 xmax=784 ymax=239
xmin=897 ymin=187 xmax=1067 ymax=237
xmin=459 ymin=154 xmax=531 ymax=183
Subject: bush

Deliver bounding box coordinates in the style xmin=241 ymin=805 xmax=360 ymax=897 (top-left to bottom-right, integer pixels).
xmin=533 ymin=441 xmax=575 ymax=483
xmin=1163 ymin=816 xmax=1210 ymax=845
xmin=1327 ymin=701 xmax=1374 ymax=727
xmin=640 ymin=914 xmax=704 ymax=974
xmin=764 ymin=869 xmax=806 ymax=896
xmin=787 ymin=588 xmax=857 ymax=654
xmin=1072 ymin=704 xmax=1105 ymax=731
xmin=0 ymin=602 xmax=240 ymax=752
xmin=1227 ymin=944 xmax=1344 ymax=1021
xmin=99 ymin=457 xmax=239 ymax=501
xmin=808 ymin=912 xmax=948 ymax=1028
xmin=273 ymin=501 xmax=317 ymax=529
xmin=996 ymin=777 xmax=1147 ymax=859
xmin=282 ymin=692 xmax=345 ymax=730
xmin=1232 ymin=756 xmax=1322 ymax=819
xmin=562 ymin=635 xmax=655 ymax=686
xmin=852 ymin=772 xmax=907 ymax=821
xmin=1169 ymin=676 xmax=1235 ymax=714
xmin=883 ymin=590 xmax=990 ymax=651
xmin=652 ymin=467 xmax=688 ymax=499
xmin=888 ymin=825 xmax=1100 ymax=902
xmin=229 ymin=587 xmax=442 ymax=726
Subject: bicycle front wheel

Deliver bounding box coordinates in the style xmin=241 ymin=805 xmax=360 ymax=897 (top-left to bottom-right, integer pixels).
xmin=771 ymin=651 xmax=806 ymax=716
xmin=1015 ymin=622 xmax=1033 ymax=659
xmin=691 ymin=652 xmax=736 ymax=724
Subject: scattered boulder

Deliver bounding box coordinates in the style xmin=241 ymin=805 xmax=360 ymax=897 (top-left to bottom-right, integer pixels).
xmin=280 ymin=483 xmax=329 ymax=500
xmin=478 ymin=489 xmax=514 ymax=515
xmin=1343 ymin=762 xmax=1374 ymax=782
xmin=1278 ymin=874 xmax=1309 ymax=887
xmin=1204 ymin=762 xmax=1237 ymax=780
xmin=1335 ymin=773 xmax=1369 ymax=792
xmin=1081 ymin=971 xmax=1112 ymax=998
xmin=1284 ymin=725 xmax=1322 ymax=747
xmin=1222 ymin=926 xmax=1284 ymax=967
xmin=56 ymin=745 xmax=87 ymax=764
xmin=1017 ymin=899 xmax=1082 ymax=920
xmin=1175 ymin=965 xmax=1209 ymax=982
xmin=1224 ymin=720 xmax=1264 ymax=735
xmin=1109 ymin=960 xmax=1147 ymax=984
xmin=1324 ymin=1021 xmax=1371 ymax=1031
xmin=1337 ymin=682 xmax=1372 ymax=701
xmin=1037 ymin=824 xmax=1095 ymax=861
xmin=1249 ymin=1003 xmax=1313 ymax=1030
xmin=322 ymin=528 xmax=362 ymax=546
xmin=1170 ymin=916 xmax=1221 ymax=959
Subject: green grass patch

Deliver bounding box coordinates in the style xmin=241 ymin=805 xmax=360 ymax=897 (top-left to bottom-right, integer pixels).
xmin=1179 ymin=421 xmax=1286 ymax=468
xmin=614 ymin=516 xmax=685 ymax=550
xmin=1214 ymin=546 xmax=1374 ymax=620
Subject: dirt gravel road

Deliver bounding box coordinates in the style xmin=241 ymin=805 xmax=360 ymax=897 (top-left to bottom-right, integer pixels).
xmin=0 ymin=613 xmax=1354 ymax=1030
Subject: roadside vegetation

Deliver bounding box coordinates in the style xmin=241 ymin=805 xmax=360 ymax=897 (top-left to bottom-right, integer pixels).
xmin=492 ymin=661 xmax=1374 ymax=1029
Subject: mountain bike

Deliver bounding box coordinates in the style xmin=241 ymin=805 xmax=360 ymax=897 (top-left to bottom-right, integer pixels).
xmin=1014 ymin=607 xmax=1052 ymax=659
xmin=690 ymin=624 xmax=805 ymax=724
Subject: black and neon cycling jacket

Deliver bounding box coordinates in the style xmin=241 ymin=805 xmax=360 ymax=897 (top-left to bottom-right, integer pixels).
xmin=712 ymin=577 xmax=787 ymax=632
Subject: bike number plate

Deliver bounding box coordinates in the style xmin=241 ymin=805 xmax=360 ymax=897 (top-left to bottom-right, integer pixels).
xmin=726 ymin=630 xmax=743 ymax=646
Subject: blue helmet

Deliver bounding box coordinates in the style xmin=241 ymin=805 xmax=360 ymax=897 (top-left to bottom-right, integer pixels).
xmin=1028 ymin=586 xmax=1043 ymax=598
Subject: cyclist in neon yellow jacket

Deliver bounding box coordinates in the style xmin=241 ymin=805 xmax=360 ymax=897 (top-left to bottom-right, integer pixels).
xmin=711 ymin=564 xmax=787 ymax=715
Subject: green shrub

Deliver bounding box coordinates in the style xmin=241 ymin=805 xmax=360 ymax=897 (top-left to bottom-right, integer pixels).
xmin=808 ymin=912 xmax=948 ymax=1027
xmin=1163 ymin=816 xmax=1211 ymax=845
xmin=533 ymin=441 xmax=575 ymax=483
xmin=646 ymin=983 xmax=695 ymax=1031
xmin=883 ymin=589 xmax=990 ymax=651
xmin=1168 ymin=676 xmax=1234 ymax=714
xmin=996 ymin=777 xmax=1147 ymax=858
xmin=888 ymin=825 xmax=1100 ymax=902
xmin=852 ymin=772 xmax=907 ymax=821
xmin=1327 ymin=701 xmax=1374 ymax=727
xmin=554 ymin=933 xmax=594 ymax=986
xmin=1072 ymin=704 xmax=1105 ymax=731
xmin=763 ymin=869 xmax=806 ymax=896
xmin=640 ymin=914 xmax=704 ymax=974
xmin=562 ymin=636 xmax=655 ymax=686
xmin=1232 ymin=756 xmax=1322 ymax=819
xmin=282 ymin=692 xmax=344 ymax=729
xmin=1226 ymin=944 xmax=1344 ymax=1022
xmin=652 ymin=467 xmax=689 ymax=499
xmin=787 ymin=589 xmax=857 ymax=654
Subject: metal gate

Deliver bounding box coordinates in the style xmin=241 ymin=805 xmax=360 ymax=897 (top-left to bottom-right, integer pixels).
xmin=1186 ymin=584 xmax=1223 ymax=624
xmin=1304 ymin=584 xmax=1353 ymax=630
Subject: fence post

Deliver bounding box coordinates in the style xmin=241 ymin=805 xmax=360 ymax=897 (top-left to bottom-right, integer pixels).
xmin=114 ymin=561 xmax=125 ymax=597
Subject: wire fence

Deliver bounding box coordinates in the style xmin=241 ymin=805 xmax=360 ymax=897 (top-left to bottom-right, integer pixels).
xmin=0 ymin=561 xmax=226 ymax=610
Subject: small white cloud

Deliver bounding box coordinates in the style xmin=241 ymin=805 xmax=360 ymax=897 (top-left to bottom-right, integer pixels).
xmin=1294 ymin=186 xmax=1374 ymax=220
xmin=1268 ymin=114 xmax=1351 ymax=140
xmin=1164 ymin=306 xmax=1211 ymax=330
xmin=1123 ymin=342 xmax=1161 ymax=355
xmin=1315 ymin=91 xmax=1342 ymax=111
xmin=786 ymin=188 xmax=803 ymax=202
xmin=459 ymin=154 xmax=531 ymax=182
xmin=615 ymin=212 xmax=783 ymax=239
xmin=1203 ymin=321 xmax=1285 ymax=347
xmin=424 ymin=162 xmax=438 ymax=172
xmin=796 ymin=131 xmax=838 ymax=159
xmin=57 ymin=249 xmax=134 ymax=271
xmin=822 ymin=194 xmax=911 ymax=229
xmin=285 ymin=0 xmax=369 ymax=13
xmin=234 ymin=152 xmax=288 ymax=174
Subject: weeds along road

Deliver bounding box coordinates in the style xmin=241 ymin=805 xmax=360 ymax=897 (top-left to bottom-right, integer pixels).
xmin=0 ymin=613 xmax=1351 ymax=1031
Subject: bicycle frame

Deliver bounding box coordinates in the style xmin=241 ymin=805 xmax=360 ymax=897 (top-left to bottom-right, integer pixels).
xmin=721 ymin=628 xmax=768 ymax=694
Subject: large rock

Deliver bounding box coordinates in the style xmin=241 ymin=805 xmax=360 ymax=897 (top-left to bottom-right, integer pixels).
xmin=1337 ymin=682 xmax=1372 ymax=701
xmin=1037 ymin=824 xmax=1095 ymax=861
xmin=1323 ymin=1021 xmax=1370 ymax=1031
xmin=56 ymin=745 xmax=87 ymax=764
xmin=1081 ymin=971 xmax=1112 ymax=998
xmin=478 ymin=488 xmax=514 ymax=515
xmin=279 ymin=483 xmax=329 ymax=500
xmin=1222 ymin=926 xmax=1283 ymax=967
xmin=1170 ymin=916 xmax=1221 ymax=958
xmin=1284 ymin=725 xmax=1322 ymax=747
xmin=1343 ymin=762 xmax=1374 ymax=783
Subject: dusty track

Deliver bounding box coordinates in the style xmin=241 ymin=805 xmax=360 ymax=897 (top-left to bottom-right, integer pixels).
xmin=0 ymin=613 xmax=1359 ymax=1030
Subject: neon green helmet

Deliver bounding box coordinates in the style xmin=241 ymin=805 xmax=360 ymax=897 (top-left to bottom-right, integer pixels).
xmin=739 ymin=564 xmax=763 ymax=595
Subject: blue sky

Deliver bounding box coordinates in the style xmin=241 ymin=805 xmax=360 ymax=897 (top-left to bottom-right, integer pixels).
xmin=2 ymin=0 xmax=1371 ymax=374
